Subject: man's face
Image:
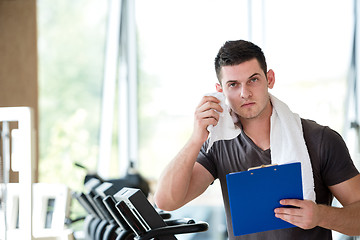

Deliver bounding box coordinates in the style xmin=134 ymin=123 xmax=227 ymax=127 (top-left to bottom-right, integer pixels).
xmin=217 ymin=58 xmax=275 ymax=121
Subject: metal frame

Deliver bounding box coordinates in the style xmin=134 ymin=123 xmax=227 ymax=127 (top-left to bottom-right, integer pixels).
xmin=98 ymin=0 xmax=138 ymax=178
xmin=344 ymin=0 xmax=360 ymax=162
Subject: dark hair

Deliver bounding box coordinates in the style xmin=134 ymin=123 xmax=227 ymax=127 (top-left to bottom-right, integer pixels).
xmin=214 ymin=40 xmax=267 ymax=81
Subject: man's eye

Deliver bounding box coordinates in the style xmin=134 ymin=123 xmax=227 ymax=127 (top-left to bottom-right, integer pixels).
xmin=229 ymin=82 xmax=237 ymax=87
xmin=249 ymin=78 xmax=258 ymax=84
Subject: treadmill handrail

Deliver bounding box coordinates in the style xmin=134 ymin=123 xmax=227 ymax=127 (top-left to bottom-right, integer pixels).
xmin=137 ymin=221 xmax=209 ymax=240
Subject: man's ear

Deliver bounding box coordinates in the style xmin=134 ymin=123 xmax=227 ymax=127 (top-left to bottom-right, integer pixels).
xmin=267 ymin=69 xmax=275 ymax=89
xmin=216 ymin=83 xmax=223 ymax=92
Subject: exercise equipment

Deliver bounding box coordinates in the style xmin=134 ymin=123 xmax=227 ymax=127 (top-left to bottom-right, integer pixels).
xmin=74 ymin=192 xmax=101 ymax=240
xmin=75 ymin=162 xmax=150 ymax=197
xmin=103 ymin=195 xmax=134 ymax=240
xmin=72 ymin=178 xmax=209 ymax=240
xmin=114 ymin=187 xmax=209 ymax=240
xmin=94 ymin=182 xmax=134 ymax=240
xmin=74 ymin=181 xmax=135 ymax=240
xmin=74 ymin=186 xmax=209 ymax=240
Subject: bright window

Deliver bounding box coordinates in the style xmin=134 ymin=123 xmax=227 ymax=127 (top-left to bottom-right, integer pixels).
xmin=37 ymin=0 xmax=107 ymax=190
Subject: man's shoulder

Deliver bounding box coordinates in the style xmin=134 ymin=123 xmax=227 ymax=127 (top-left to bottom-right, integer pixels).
xmin=301 ymin=118 xmax=330 ymax=138
xmin=301 ymin=118 xmax=326 ymax=131
xmin=301 ymin=118 xmax=345 ymax=148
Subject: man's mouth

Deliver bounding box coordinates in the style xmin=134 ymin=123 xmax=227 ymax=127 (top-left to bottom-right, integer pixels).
xmin=241 ymin=102 xmax=255 ymax=107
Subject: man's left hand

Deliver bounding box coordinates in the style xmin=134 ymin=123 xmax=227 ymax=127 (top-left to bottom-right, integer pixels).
xmin=274 ymin=199 xmax=322 ymax=229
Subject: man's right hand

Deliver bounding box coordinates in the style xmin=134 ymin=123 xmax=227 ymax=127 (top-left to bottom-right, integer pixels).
xmin=192 ymin=95 xmax=223 ymax=144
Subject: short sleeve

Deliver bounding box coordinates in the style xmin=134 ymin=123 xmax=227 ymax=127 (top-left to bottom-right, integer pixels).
xmin=196 ymin=140 xmax=218 ymax=180
xmin=320 ymin=127 xmax=359 ymax=186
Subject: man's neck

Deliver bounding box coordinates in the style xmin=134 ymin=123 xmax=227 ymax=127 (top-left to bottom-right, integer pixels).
xmin=239 ymin=103 xmax=272 ymax=151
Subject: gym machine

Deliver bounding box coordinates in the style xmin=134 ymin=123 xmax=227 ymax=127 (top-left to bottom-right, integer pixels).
xmin=74 ymin=184 xmax=209 ymax=240
xmin=114 ymin=187 xmax=209 ymax=240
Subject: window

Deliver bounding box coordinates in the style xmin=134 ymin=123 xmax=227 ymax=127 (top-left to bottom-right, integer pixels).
xmin=38 ymin=0 xmax=107 ymax=190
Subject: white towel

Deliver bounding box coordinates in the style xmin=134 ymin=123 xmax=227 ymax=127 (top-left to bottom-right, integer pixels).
xmin=269 ymin=94 xmax=315 ymax=202
xmin=205 ymin=92 xmax=241 ymax=153
xmin=206 ymin=92 xmax=316 ymax=202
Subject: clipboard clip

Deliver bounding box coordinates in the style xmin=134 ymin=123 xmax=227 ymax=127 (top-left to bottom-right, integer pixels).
xmin=248 ymin=164 xmax=278 ymax=171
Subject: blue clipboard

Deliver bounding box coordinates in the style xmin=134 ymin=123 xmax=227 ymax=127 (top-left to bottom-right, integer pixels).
xmin=226 ymin=162 xmax=303 ymax=236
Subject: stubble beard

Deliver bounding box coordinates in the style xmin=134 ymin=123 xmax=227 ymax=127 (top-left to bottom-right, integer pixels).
xmin=232 ymin=100 xmax=271 ymax=122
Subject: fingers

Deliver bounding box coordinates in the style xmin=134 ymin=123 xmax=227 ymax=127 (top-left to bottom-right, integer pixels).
xmin=275 ymin=211 xmax=315 ymax=229
xmin=196 ymin=110 xmax=219 ymax=126
xmin=280 ymin=199 xmax=304 ymax=207
xmin=195 ymin=96 xmax=223 ymax=126
xmin=196 ymin=96 xmax=223 ymax=113
xmin=275 ymin=212 xmax=303 ymax=227
xmin=274 ymin=199 xmax=305 ymax=217
xmin=274 ymin=199 xmax=319 ymax=230
xmin=274 ymin=202 xmax=302 ymax=227
xmin=275 ymin=206 xmax=302 ymax=216
xmin=191 ymin=96 xmax=224 ymax=143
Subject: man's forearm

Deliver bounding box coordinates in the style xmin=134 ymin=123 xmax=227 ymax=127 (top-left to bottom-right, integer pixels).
xmin=154 ymin=95 xmax=222 ymax=211
xmin=318 ymin=200 xmax=360 ymax=236
xmin=154 ymin=137 xmax=203 ymax=211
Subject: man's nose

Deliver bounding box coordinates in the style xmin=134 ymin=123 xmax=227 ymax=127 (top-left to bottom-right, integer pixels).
xmin=240 ymin=85 xmax=252 ymax=99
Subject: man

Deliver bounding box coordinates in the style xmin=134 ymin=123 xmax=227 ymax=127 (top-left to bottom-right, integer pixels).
xmin=154 ymin=40 xmax=360 ymax=239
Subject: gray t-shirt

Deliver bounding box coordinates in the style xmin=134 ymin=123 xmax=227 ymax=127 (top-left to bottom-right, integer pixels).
xmin=197 ymin=119 xmax=359 ymax=240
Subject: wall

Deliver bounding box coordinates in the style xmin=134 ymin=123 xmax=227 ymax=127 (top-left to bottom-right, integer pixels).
xmin=0 ymin=0 xmax=38 ymax=182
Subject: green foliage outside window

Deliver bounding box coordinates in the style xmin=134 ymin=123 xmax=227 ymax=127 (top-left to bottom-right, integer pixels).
xmin=38 ymin=0 xmax=107 ymax=191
